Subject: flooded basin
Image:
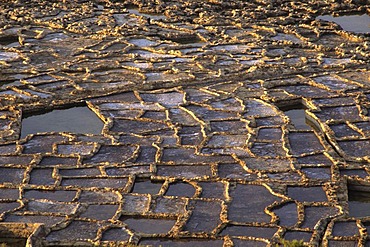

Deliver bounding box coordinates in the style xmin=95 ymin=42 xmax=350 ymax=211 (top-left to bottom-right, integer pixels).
xmin=0 ymin=0 xmax=370 ymax=246
xmin=348 ymin=183 xmax=370 ymax=218
xmin=317 ymin=14 xmax=370 ymax=33
xmin=284 ymin=109 xmax=312 ymax=130
xmin=20 ymin=106 xmax=104 ymax=138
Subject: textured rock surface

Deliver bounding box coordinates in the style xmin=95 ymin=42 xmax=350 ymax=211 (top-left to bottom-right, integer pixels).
xmin=0 ymin=0 xmax=370 ymax=246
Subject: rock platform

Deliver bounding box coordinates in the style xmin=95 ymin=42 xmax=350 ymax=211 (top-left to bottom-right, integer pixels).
xmin=0 ymin=0 xmax=370 ymax=246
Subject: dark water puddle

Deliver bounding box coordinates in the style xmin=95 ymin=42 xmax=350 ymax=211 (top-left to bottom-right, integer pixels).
xmin=285 ymin=109 xmax=312 ymax=130
xmin=21 ymin=106 xmax=104 ymax=138
xmin=280 ymin=103 xmax=312 ymax=130
xmin=0 ymin=238 xmax=27 ymax=247
xmin=0 ymin=35 xmax=19 ymax=47
xmin=317 ymin=14 xmax=370 ymax=33
xmin=348 ymin=182 xmax=370 ymax=218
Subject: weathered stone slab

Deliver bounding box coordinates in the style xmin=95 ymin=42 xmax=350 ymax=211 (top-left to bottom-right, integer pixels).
xmin=132 ymin=180 xmax=163 ymax=195
xmin=178 ymin=126 xmax=203 ymax=146
xmin=0 ymin=156 xmax=34 ymax=165
xmin=338 ymin=140 xmax=370 ymax=158
xmin=161 ymin=147 xmax=234 ymax=164
xmin=302 ymin=206 xmax=338 ymax=229
xmin=25 ymin=200 xmax=78 ymax=215
xmin=150 ymin=197 xmax=186 ymax=215
xmin=228 ymin=184 xmax=281 ymax=223
xmin=122 ymin=194 xmax=150 ymax=214
xmin=59 ymin=168 xmax=101 ymax=177
xmin=61 ymin=177 xmax=128 ymax=189
xmin=301 ymin=167 xmax=331 ymax=180
xmin=250 ymin=142 xmax=286 ymax=157
xmin=210 ymin=120 xmax=248 ymax=134
xmin=46 ymin=221 xmax=101 ymax=241
xmin=218 ymin=163 xmax=258 ymax=180
xmin=199 ymin=182 xmax=225 ymax=199
xmin=232 ymin=239 xmax=268 ymax=247
xmin=315 ymin=106 xmax=362 ymax=122
xmin=5 ymin=215 xmax=66 ymax=229
xmin=256 ymin=128 xmax=282 ymax=141
xmin=0 ymin=189 xmax=19 ymax=200
xmin=296 ymin=154 xmax=332 ymax=165
xmin=106 ymin=166 xmax=151 ymax=176
xmin=185 ymin=105 xmax=238 ymax=121
xmin=22 ymin=135 xmax=69 ymax=154
xmin=156 ymin=164 xmax=212 ymax=179
xmin=0 ymin=202 xmax=21 ymax=214
xmin=220 ymin=225 xmax=278 ymax=238
xmin=340 ymin=169 xmax=368 ymax=178
xmin=289 ymin=132 xmax=324 ymax=155
xmin=110 ymin=119 xmax=169 ymax=134
xmin=76 ymin=191 xmax=119 ymax=204
xmin=101 ymin=227 xmax=131 ymax=241
xmin=206 ymin=134 xmax=247 ymax=147
xmin=29 ymin=168 xmax=55 ymax=185
xmin=329 ymin=123 xmax=360 ymax=138
xmin=84 ymin=145 xmax=137 ymax=164
xmin=122 ymin=218 xmax=176 ymax=234
xmin=183 ymin=200 xmax=222 ymax=233
xmin=287 ymin=186 xmax=328 ymax=202
xmin=165 ymin=182 xmax=196 ymax=198
xmin=39 ymin=156 xmax=78 ymax=167
xmin=284 ymin=230 xmax=312 ymax=242
xmin=0 ymin=168 xmax=25 ymax=184
xmin=331 ymin=221 xmax=359 ymax=237
xmin=140 ymin=238 xmax=224 ymax=247
xmin=272 ymin=202 xmax=298 ymax=227
xmin=140 ymin=91 xmax=185 ymax=107
xmin=135 ymin=146 xmax=157 ymax=163
xmin=57 ymin=143 xmax=95 ymax=155
xmin=79 ymin=204 xmax=119 ymax=221
xmin=241 ymin=157 xmax=292 ymax=172
xmin=24 ymin=190 xmax=77 ymax=202
xmin=0 ymin=144 xmax=17 ymax=154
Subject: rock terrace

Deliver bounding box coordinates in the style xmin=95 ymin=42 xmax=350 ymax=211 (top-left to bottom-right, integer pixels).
xmin=0 ymin=0 xmax=370 ymax=246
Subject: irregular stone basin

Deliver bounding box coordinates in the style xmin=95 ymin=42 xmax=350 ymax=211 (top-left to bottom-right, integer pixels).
xmin=348 ymin=185 xmax=370 ymax=218
xmin=1 ymin=0 xmax=370 ymax=246
xmin=21 ymin=106 xmax=104 ymax=138
xmin=284 ymin=109 xmax=311 ymax=130
xmin=317 ymin=14 xmax=370 ymax=33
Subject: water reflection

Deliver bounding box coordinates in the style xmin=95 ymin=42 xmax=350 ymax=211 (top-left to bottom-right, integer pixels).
xmin=348 ymin=183 xmax=370 ymax=217
xmin=317 ymin=14 xmax=370 ymax=33
xmin=284 ymin=109 xmax=311 ymax=130
xmin=21 ymin=106 xmax=104 ymax=138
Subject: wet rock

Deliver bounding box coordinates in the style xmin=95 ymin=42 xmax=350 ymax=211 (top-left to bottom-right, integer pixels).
xmin=220 ymin=225 xmax=279 ymax=238
xmin=272 ymin=202 xmax=298 ymax=227
xmin=302 ymin=206 xmax=338 ymax=230
xmin=183 ymin=200 xmax=222 ymax=233
xmin=46 ymin=220 xmax=102 ymax=242
xmin=122 ymin=217 xmax=176 ymax=234
xmin=0 ymin=0 xmax=370 ymax=245
xmin=228 ymin=184 xmax=281 ymax=223
xmin=79 ymin=204 xmax=119 ymax=221
xmin=61 ymin=177 xmax=128 ymax=189
xmin=287 ymin=186 xmax=328 ymax=202
xmin=24 ymin=190 xmax=77 ymax=202
xmin=29 ymin=168 xmax=55 ymax=185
